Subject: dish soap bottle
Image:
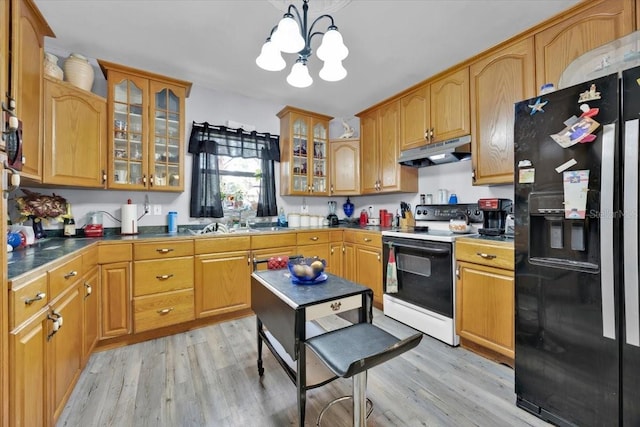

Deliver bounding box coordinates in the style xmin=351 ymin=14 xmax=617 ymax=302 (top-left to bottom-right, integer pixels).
xmin=278 ymin=207 xmax=287 ymax=227
xmin=63 ymin=203 xmax=76 ymax=237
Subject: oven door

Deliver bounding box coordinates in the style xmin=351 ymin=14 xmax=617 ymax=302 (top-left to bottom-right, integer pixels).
xmin=383 ymin=236 xmax=453 ymax=318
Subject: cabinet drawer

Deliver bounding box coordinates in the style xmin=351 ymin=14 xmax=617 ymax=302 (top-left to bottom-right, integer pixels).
xmin=133 ymin=257 xmax=194 ymax=296
xmin=98 ymin=243 xmax=132 ymax=263
xmin=344 ymin=230 xmax=381 ymax=247
xmin=194 ymin=236 xmax=251 ymax=254
xmin=251 ymin=232 xmax=297 ymax=249
xmin=48 ymin=255 xmax=83 ymax=300
xmin=134 ymin=240 xmax=194 ymax=260
xmin=297 ymin=230 xmax=330 ymax=245
xmin=456 ymin=240 xmax=514 ymax=270
xmin=10 ymin=274 xmax=48 ymax=330
xmin=305 ymin=294 xmax=362 ymax=321
xmin=133 ymin=289 xmax=194 ymax=333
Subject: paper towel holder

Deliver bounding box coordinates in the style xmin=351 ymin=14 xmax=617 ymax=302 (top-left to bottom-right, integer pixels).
xmin=120 ymin=199 xmax=139 ymax=235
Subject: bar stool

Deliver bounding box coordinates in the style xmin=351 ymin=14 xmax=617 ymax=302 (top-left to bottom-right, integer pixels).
xmin=306 ymin=322 xmax=422 ymax=426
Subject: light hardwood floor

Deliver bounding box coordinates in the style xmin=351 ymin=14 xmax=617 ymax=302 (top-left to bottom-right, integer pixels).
xmin=57 ymin=310 xmax=551 ymax=427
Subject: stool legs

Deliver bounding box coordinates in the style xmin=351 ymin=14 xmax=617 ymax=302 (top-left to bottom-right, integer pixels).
xmin=353 ymin=371 xmax=367 ymax=427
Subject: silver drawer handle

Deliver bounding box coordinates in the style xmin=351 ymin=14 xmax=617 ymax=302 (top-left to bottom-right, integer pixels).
xmin=310 ymin=236 xmax=319 ymax=241
xmin=476 ymin=252 xmax=497 ymax=260
xmin=64 ymin=270 xmax=78 ymax=279
xmin=363 ymin=238 xmax=372 ymax=242
xmin=330 ymin=302 xmax=341 ymax=311
xmin=157 ymin=307 xmax=174 ymax=315
xmin=84 ymin=283 xmax=92 ymax=297
xmin=156 ymin=248 xmax=174 ymax=254
xmin=25 ymin=292 xmax=46 ymax=305
xmin=156 ymin=274 xmax=174 ymax=280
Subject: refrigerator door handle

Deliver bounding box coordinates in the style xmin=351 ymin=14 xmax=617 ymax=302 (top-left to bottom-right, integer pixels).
xmin=601 ymin=123 xmax=616 ymax=340
xmin=624 ymin=119 xmax=640 ymax=347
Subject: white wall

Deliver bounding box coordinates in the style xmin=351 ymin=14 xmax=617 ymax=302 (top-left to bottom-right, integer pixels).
xmin=15 ymin=51 xmax=514 ymax=232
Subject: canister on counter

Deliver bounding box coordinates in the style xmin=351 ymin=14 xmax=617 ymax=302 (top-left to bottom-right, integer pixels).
xmin=426 ymin=194 xmax=433 ymax=204
xmin=420 ymin=194 xmax=425 ymax=204
xmin=168 ymin=211 xmax=178 ymax=233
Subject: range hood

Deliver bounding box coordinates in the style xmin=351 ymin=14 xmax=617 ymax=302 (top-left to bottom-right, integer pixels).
xmin=398 ymin=135 xmax=472 ymax=167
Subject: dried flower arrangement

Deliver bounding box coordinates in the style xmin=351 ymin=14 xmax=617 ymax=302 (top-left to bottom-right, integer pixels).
xmin=14 ymin=189 xmax=68 ymax=224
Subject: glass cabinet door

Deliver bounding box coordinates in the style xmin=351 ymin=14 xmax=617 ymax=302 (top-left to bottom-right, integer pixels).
xmin=151 ymin=84 xmax=182 ymax=189
xmin=112 ymin=75 xmax=146 ymax=188
xmin=311 ymin=121 xmax=328 ymax=194
xmin=292 ymin=115 xmax=308 ymax=193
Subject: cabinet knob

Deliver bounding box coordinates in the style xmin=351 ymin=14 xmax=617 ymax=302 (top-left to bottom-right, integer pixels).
xmin=155 ymin=274 xmax=174 ymax=280
xmin=150 ymin=174 xmax=154 ymax=187
xmin=363 ymin=238 xmax=372 ymax=242
xmin=157 ymin=307 xmax=174 ymax=315
xmin=310 ymin=236 xmax=319 ymax=241
xmin=330 ymin=301 xmax=342 ymax=311
xmin=64 ymin=270 xmax=78 ymax=279
xmin=156 ymin=248 xmax=174 ymax=254
xmin=84 ymin=282 xmax=92 ymax=297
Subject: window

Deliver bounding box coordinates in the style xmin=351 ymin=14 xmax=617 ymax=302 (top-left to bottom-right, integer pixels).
xmin=188 ymin=122 xmax=279 ymax=219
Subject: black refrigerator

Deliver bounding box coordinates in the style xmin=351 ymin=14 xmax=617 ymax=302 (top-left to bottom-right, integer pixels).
xmin=514 ymin=68 xmax=640 ymax=426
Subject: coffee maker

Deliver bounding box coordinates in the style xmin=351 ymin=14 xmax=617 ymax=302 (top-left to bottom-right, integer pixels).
xmin=477 ymin=198 xmax=512 ymax=235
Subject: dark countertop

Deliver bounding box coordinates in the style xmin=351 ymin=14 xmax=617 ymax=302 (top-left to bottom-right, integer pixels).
xmin=252 ymin=269 xmax=371 ymax=308
xmin=457 ymin=234 xmax=515 ymax=245
xmin=6 ymin=224 xmax=390 ymax=281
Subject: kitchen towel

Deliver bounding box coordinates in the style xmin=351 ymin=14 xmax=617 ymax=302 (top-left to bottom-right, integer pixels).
xmin=121 ymin=203 xmax=138 ymax=235
xmin=386 ymin=244 xmax=398 ymax=293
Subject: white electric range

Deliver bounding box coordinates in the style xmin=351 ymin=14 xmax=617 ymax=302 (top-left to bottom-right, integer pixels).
xmin=381 ymin=204 xmax=483 ymax=346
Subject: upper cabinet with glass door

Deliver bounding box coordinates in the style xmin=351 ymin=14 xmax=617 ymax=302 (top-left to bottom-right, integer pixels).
xmin=278 ymin=106 xmax=333 ymax=196
xmin=98 ymin=60 xmax=192 ymax=192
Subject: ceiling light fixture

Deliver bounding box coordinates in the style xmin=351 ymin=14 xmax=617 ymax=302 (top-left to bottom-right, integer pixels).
xmin=256 ymin=0 xmax=349 ymax=88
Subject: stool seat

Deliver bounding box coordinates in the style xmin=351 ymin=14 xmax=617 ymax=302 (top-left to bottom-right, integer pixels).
xmin=306 ymin=323 xmax=422 ymax=426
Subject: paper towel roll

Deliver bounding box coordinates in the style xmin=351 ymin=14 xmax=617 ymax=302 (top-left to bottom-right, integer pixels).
xmin=121 ymin=203 xmax=138 ymax=234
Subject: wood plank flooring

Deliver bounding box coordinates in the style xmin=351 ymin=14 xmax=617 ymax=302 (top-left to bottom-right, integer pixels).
xmin=57 ymin=310 xmax=551 ymax=427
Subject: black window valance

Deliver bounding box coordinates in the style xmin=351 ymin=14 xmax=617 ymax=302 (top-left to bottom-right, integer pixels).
xmin=188 ymin=121 xmax=280 ymax=161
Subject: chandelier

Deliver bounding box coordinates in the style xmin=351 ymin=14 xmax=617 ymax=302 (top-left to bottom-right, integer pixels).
xmin=256 ymin=0 xmax=349 ymax=88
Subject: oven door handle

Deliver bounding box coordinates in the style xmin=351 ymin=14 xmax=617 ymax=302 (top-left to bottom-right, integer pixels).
xmin=386 ymin=242 xmax=450 ymax=254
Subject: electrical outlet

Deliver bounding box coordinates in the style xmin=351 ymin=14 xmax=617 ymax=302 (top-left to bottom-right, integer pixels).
xmin=153 ymin=204 xmax=162 ymax=216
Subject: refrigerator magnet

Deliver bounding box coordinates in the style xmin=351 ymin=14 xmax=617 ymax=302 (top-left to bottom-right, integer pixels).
xmin=519 ymin=168 xmax=535 ymax=184
xmin=555 ymin=158 xmax=577 ymax=173
xmin=551 ymin=115 xmax=600 ymax=148
xmin=528 ymin=97 xmax=548 ymax=115
xmin=578 ymin=84 xmax=601 ymax=103
xmin=563 ymin=170 xmax=589 ymax=219
xmin=579 ymin=103 xmax=599 ymax=118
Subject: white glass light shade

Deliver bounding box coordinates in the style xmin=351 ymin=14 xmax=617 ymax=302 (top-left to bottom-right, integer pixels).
xmin=287 ymin=61 xmax=313 ymax=88
xmin=316 ymin=29 xmax=348 ymax=61
xmin=256 ymin=40 xmax=286 ymax=71
xmin=271 ymin=16 xmax=305 ymax=53
xmin=319 ymin=59 xmax=347 ymax=82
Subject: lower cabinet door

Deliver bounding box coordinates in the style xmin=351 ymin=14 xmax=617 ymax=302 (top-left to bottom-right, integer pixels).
xmin=50 ymin=284 xmax=84 ymax=423
xmin=10 ymin=309 xmax=48 ymax=427
xmin=195 ymin=251 xmax=251 ymax=318
xmin=355 ymin=245 xmax=383 ymax=306
xmin=100 ymin=261 xmax=131 ymax=339
xmin=82 ymin=266 xmax=100 ymax=363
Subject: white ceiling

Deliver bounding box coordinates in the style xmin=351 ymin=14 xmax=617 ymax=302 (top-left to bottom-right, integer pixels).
xmin=35 ymin=0 xmax=581 ymax=119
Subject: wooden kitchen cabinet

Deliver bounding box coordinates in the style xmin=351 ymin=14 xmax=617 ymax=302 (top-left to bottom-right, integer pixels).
xmin=8 ymin=273 xmax=48 ymax=427
xmin=132 ymin=240 xmax=195 ymax=332
xmin=98 ymin=60 xmax=192 ymax=192
xmin=358 ymin=101 xmax=418 ymax=194
xmin=49 ymin=283 xmax=83 ymax=423
xmin=534 ymin=0 xmax=634 ymax=90
xmin=455 ymin=238 xmax=514 ymax=367
xmin=10 ymin=0 xmax=54 ymax=182
xmin=99 ymin=243 xmax=132 ymax=339
xmin=399 ymin=67 xmax=470 ymax=150
xmin=329 ymin=230 xmax=344 ymax=278
xmin=470 ymin=37 xmax=536 ymax=185
xmin=296 ymin=230 xmax=331 ymax=272
xmin=194 ymin=236 xmax=252 ymax=318
xmin=42 ymin=76 xmax=108 ymax=188
xmin=344 ymin=230 xmax=383 ymax=307
xmin=278 ymin=106 xmax=333 ymax=196
xmin=329 ymin=137 xmax=360 ymax=195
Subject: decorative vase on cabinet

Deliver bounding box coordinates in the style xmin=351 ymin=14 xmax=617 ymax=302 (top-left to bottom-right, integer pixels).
xmin=43 ymin=52 xmax=63 ymax=80
xmin=64 ymin=53 xmax=94 ymax=91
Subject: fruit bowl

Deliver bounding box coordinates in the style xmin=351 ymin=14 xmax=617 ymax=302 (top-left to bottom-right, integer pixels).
xmin=287 ymin=257 xmax=327 ymax=283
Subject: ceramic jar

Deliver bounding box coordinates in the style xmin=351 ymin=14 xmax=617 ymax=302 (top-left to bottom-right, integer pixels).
xmin=63 ymin=53 xmax=94 ymax=91
xmin=43 ymin=52 xmax=63 ymax=80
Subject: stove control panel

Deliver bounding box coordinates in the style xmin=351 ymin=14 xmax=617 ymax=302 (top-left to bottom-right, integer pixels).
xmin=414 ymin=204 xmax=483 ymax=223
